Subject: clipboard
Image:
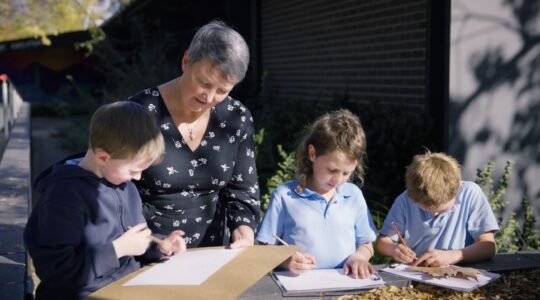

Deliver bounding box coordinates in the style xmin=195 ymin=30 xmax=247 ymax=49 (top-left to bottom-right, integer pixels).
xmin=380 ymin=264 xmax=500 ymax=292
xmin=85 ymin=245 xmax=298 ymax=300
xmin=271 ymin=268 xmax=385 ymax=297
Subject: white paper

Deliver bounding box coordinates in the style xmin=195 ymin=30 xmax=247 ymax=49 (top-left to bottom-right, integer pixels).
xmin=123 ymin=248 xmax=244 ymax=286
xmin=380 ymin=264 xmax=500 ymax=292
xmin=273 ymin=269 xmax=385 ymax=292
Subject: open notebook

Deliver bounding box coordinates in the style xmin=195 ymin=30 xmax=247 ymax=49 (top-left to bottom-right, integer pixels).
xmin=380 ymin=264 xmax=500 ymax=292
xmin=272 ymin=269 xmax=385 ymax=296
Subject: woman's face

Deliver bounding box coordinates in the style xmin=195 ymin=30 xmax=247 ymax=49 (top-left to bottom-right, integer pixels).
xmin=307 ymin=145 xmax=357 ymax=197
xmin=180 ymin=55 xmax=236 ymax=113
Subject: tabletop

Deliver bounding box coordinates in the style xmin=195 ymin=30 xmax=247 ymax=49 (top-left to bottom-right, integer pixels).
xmin=238 ymin=265 xmax=410 ymax=299
xmin=238 ymin=251 xmax=540 ymax=299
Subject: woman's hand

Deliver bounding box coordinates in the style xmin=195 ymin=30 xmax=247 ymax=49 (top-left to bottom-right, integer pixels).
xmin=281 ymin=252 xmax=317 ymax=274
xmin=113 ymin=223 xmax=151 ymax=258
xmin=230 ymin=225 xmax=255 ymax=249
xmin=413 ymin=248 xmax=462 ymax=267
xmin=158 ymin=230 xmax=187 ymax=256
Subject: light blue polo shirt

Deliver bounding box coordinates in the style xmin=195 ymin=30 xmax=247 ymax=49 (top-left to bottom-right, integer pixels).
xmin=379 ymin=181 xmax=500 ymax=257
xmin=256 ymin=181 xmax=378 ymax=269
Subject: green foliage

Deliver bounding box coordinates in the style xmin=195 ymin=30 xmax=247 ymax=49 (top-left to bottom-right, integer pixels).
xmin=75 ymin=26 xmax=106 ymax=56
xmin=476 ymin=160 xmax=540 ymax=252
xmin=260 ymin=145 xmax=295 ymax=211
xmin=0 ymin=0 xmax=132 ymax=43
xmin=521 ymin=197 xmax=540 ymax=250
xmin=477 ymin=161 xmax=512 ymax=214
xmin=496 ymin=213 xmax=521 ymax=253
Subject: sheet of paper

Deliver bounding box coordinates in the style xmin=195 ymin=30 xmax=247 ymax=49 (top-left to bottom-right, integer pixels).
xmin=273 ymin=269 xmax=385 ymax=293
xmin=123 ymin=248 xmax=244 ymax=286
xmin=380 ymin=264 xmax=500 ymax=292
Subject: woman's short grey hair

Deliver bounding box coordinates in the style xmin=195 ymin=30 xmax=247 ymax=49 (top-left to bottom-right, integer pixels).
xmin=187 ymin=20 xmax=250 ymax=83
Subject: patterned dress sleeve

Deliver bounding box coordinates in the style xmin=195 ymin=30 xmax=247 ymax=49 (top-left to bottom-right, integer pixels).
xmin=221 ymin=106 xmax=261 ymax=233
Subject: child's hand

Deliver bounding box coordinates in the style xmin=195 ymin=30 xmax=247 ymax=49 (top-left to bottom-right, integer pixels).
xmin=344 ymin=253 xmax=374 ymax=279
xmin=413 ymin=248 xmax=461 ymax=267
xmin=282 ymin=252 xmax=316 ymax=274
xmin=159 ymin=230 xmax=187 ymax=256
xmin=391 ymin=243 xmax=417 ymax=264
xmin=113 ymin=223 xmax=151 ymax=258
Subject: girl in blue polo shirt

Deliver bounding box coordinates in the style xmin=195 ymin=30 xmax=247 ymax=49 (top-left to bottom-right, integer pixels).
xmin=256 ymin=109 xmax=377 ymax=279
xmin=375 ymin=152 xmax=499 ymax=267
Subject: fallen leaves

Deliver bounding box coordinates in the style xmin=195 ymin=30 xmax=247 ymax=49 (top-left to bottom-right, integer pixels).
xmin=337 ymin=268 xmax=540 ymax=300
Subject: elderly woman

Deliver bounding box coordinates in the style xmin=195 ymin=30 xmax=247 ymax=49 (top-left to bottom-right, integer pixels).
xmin=128 ymin=20 xmax=260 ymax=249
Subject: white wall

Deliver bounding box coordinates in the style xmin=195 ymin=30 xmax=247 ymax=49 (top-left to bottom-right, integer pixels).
xmin=449 ymin=0 xmax=540 ymax=220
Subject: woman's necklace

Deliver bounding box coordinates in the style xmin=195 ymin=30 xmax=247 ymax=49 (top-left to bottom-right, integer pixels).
xmin=185 ymin=110 xmax=208 ymax=141
xmin=187 ymin=120 xmax=200 ymax=140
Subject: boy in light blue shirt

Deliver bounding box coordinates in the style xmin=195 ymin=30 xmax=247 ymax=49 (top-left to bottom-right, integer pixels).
xmin=257 ymin=110 xmax=377 ymax=279
xmin=376 ymin=152 xmax=499 ymax=267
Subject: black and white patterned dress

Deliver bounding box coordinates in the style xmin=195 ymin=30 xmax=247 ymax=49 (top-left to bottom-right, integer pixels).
xmin=128 ymin=87 xmax=260 ymax=248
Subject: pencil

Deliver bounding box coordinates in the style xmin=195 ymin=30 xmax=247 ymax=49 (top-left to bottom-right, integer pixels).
xmin=127 ymin=226 xmax=165 ymax=245
xmin=272 ymin=234 xmax=306 ymax=259
xmin=390 ymin=222 xmax=407 ymax=247
xmin=148 ymin=235 xmax=165 ymax=246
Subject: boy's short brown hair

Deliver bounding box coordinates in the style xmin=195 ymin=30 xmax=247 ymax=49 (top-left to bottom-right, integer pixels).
xmin=405 ymin=151 xmax=461 ymax=207
xmin=89 ymin=101 xmax=164 ymax=164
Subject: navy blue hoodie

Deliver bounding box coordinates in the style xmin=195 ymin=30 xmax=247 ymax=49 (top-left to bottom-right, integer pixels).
xmin=24 ymin=157 xmax=161 ymax=300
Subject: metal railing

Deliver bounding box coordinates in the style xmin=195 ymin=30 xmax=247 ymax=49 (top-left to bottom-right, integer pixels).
xmin=1 ymin=73 xmax=24 ymax=141
xmin=0 ymin=74 xmax=33 ymax=300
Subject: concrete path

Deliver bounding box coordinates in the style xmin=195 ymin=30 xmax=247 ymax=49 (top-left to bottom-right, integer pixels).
xmin=0 ymin=103 xmax=31 ymax=300
xmin=0 ymin=108 xmax=72 ymax=300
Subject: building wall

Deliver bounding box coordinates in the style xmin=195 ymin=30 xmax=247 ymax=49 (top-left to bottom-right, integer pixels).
xmin=260 ymin=0 xmax=428 ymax=111
xmin=449 ymin=0 xmax=540 ymax=218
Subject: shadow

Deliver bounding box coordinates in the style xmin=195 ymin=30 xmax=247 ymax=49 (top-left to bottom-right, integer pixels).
xmin=449 ymin=0 xmax=540 ymax=214
xmin=0 ymin=223 xmax=30 ymax=299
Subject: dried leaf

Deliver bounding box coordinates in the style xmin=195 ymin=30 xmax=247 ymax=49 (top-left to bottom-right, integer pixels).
xmin=407 ymin=265 xmax=481 ymax=280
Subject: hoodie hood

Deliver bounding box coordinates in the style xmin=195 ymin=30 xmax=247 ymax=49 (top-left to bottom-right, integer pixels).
xmin=34 ymin=154 xmax=124 ymax=195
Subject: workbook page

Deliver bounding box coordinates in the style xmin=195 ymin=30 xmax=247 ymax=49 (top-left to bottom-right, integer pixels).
xmin=273 ymin=268 xmax=385 ymax=293
xmin=123 ymin=248 xmax=244 ymax=286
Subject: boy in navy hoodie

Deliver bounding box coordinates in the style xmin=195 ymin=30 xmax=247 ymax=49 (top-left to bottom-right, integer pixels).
xmin=24 ymin=101 xmax=186 ymax=300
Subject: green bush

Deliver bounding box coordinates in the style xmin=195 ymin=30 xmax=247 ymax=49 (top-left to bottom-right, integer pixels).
xmin=259 ymin=144 xmax=295 ymax=211
xmin=476 ymin=161 xmax=540 ymax=252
